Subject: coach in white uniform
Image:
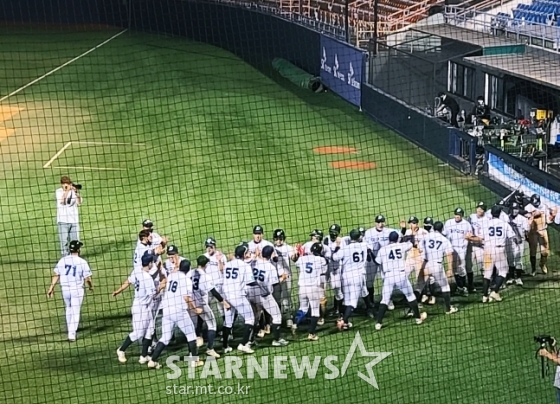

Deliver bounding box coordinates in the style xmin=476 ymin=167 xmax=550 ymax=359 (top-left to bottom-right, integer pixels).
xmin=467 ymin=202 xmax=488 ymax=284
xmin=222 ymin=245 xmax=258 ymax=355
xmin=469 ymin=206 xmax=518 ymax=303
xmin=506 ymin=202 xmax=529 ymax=286
xmin=248 ymin=225 xmax=274 ymax=262
xmin=113 ymin=253 xmax=157 ymax=364
xmin=323 ymin=224 xmax=346 ymax=316
xmin=374 ymin=232 xmax=427 ymax=330
xmin=55 ymin=176 xmax=82 ymax=256
xmin=272 ymin=229 xmax=296 ymax=328
xmin=443 ymin=208 xmax=473 ymax=296
xmin=148 ymin=260 xmax=203 ymax=369
xmin=47 ymin=240 xmax=93 ymax=341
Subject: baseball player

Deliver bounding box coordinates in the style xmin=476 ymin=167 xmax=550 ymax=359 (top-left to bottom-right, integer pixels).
xmin=113 ymin=253 xmax=157 ymax=364
xmin=374 ymin=231 xmax=427 ymax=330
xmin=272 ymin=229 xmax=296 ymax=328
xmin=506 ymin=202 xmax=529 ymax=286
xmin=302 ymin=229 xmax=329 ymax=323
xmin=189 ymin=255 xmax=230 ymax=358
xmin=524 ymin=194 xmax=550 ymax=275
xmin=443 ymin=208 xmax=473 ymax=296
xmin=364 ymin=215 xmax=400 ymax=310
xmin=47 ymin=240 xmax=93 ymax=342
xmin=418 ymin=222 xmax=458 ymax=314
xmin=147 ymin=260 xmax=203 ymax=369
xmin=468 ymin=206 xmax=518 ymax=302
xmin=249 ymin=246 xmax=289 ymax=346
xmin=293 ymin=242 xmax=327 ymax=341
xmin=140 ymin=219 xmax=167 ymax=251
xmin=401 ymin=216 xmax=431 ymax=278
xmin=323 ymin=224 xmax=347 ymax=316
xmin=203 ymin=237 xmax=227 ymax=317
xmin=303 ymin=229 xmax=324 ymax=255
xmin=222 ymin=245 xmax=258 ymax=354
xmin=133 ymin=230 xmax=154 ymax=271
xmin=163 ymin=245 xmax=187 ymax=275
xmin=55 ymin=176 xmax=82 ymax=256
xmin=332 ymin=229 xmax=368 ymax=330
xmin=248 ymin=225 xmax=274 ymax=261
xmin=466 ymin=202 xmax=489 ymax=288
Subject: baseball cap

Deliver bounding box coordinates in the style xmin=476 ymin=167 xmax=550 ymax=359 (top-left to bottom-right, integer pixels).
xmin=310 ymin=229 xmax=323 ymax=238
xmin=349 ymin=229 xmax=361 ymax=241
xmin=454 ymin=207 xmax=465 ymax=216
xmin=476 ymin=202 xmax=487 ymax=211
xmin=329 ymin=224 xmax=341 ymax=235
xmin=273 ymin=229 xmax=286 ymax=240
xmin=423 ymin=217 xmax=434 ymax=226
xmin=253 ymin=225 xmax=263 ymax=234
xmin=375 ymin=215 xmax=386 ymax=223
xmin=142 ymin=219 xmax=154 ymax=228
xmin=68 ymin=240 xmax=83 ymax=252
xmin=388 ymin=231 xmax=399 ymax=242
xmin=491 ymin=205 xmax=502 ymax=218
xmin=358 ymin=226 xmax=366 ymax=235
xmin=197 ymin=255 xmax=210 ymax=267
xmin=235 ymin=245 xmax=248 ymax=259
xmin=408 ymin=216 xmax=419 ymax=224
xmin=262 ymin=245 xmax=274 ymax=259
xmin=141 ymin=252 xmax=155 ymax=267
xmin=205 ymin=237 xmax=216 ymax=247
xmin=179 ymin=259 xmax=191 ymax=273
xmin=166 ymin=245 xmax=178 ymax=255
xmin=433 ymin=221 xmax=444 ymax=232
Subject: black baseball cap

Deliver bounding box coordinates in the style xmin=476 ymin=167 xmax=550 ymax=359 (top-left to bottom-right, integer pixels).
xmin=262 ymin=245 xmax=274 ymax=259
xmin=141 ymin=252 xmax=155 ymax=267
xmin=349 ymin=229 xmax=361 ymax=241
xmin=197 ymin=255 xmax=209 ymax=267
xmin=179 ymin=259 xmax=191 ymax=273
xmin=205 ymin=237 xmax=216 ymax=247
xmin=329 ymin=224 xmax=341 ymax=235
xmin=476 ymin=202 xmax=487 ymax=211
xmin=423 ymin=217 xmax=434 ymax=226
xmin=433 ymin=221 xmax=444 ymax=232
xmin=253 ymin=225 xmax=263 ymax=234
xmin=166 ymin=245 xmax=178 ymax=255
xmin=375 ymin=215 xmax=386 ymax=223
xmin=310 ymin=229 xmax=323 ymax=238
xmin=235 ymin=245 xmax=248 ymax=259
xmin=454 ymin=208 xmax=465 ymax=216
xmin=142 ymin=219 xmax=154 ymax=228
xmin=273 ymin=229 xmax=285 ymax=240
xmin=68 ymin=240 xmax=83 ymax=252
xmin=388 ymin=231 xmax=399 ymax=242
xmin=491 ymin=205 xmax=502 ymax=218
xmin=408 ymin=216 xmax=419 ymax=224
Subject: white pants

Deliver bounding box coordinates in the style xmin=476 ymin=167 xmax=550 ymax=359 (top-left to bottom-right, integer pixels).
xmin=147 ymin=294 xmax=162 ymax=337
xmin=342 ymin=271 xmax=364 ymax=308
xmin=129 ymin=300 xmax=153 ymax=342
xmin=298 ymin=285 xmax=322 ymax=317
xmin=452 ymin=247 xmax=467 ymax=277
xmin=426 ymin=262 xmax=451 ymax=293
xmin=467 ymin=245 xmax=484 ymax=274
xmin=380 ymin=270 xmax=416 ymax=305
xmin=256 ymin=294 xmax=282 ymax=324
xmin=62 ymin=288 xmax=84 ymax=338
xmin=224 ymin=294 xmax=255 ymax=328
xmin=189 ymin=303 xmax=217 ymax=331
xmin=483 ymin=246 xmax=508 ymax=279
xmin=507 ymin=241 xmax=524 ymax=270
xmin=160 ymin=309 xmax=197 ymax=345
xmin=209 ymin=283 xmax=224 ymax=317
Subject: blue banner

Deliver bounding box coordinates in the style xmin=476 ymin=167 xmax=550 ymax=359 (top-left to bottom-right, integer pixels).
xmin=320 ymin=36 xmax=364 ymax=107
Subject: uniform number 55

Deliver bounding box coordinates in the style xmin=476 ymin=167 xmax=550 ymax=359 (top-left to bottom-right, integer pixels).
xmin=225 ymin=268 xmax=239 ymax=279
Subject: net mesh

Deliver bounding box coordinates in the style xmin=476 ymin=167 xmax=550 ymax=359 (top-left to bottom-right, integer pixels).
xmin=0 ymin=1 xmax=559 ymax=403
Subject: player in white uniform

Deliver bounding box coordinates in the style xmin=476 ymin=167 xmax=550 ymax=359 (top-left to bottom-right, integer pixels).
xmin=374 ymin=232 xmax=427 ymax=330
xmin=163 ymin=244 xmax=187 ymax=276
xmin=133 ymin=230 xmax=154 ymax=271
xmin=418 ymin=222 xmax=458 ymax=314
xmin=147 ymin=260 xmax=203 ymax=369
xmin=333 ymin=229 xmax=368 ymax=330
xmin=249 ymin=246 xmax=289 ymax=346
xmin=468 ymin=206 xmax=518 ymax=303
xmin=364 ymin=215 xmax=400 ymax=310
xmin=467 ymin=202 xmax=488 ymax=287
xmin=140 ymin=219 xmax=167 ymax=251
xmin=303 ymin=229 xmax=324 ymax=255
xmin=190 ymin=255 xmax=230 ymax=358
xmin=443 ymin=208 xmax=473 ymax=296
xmin=293 ymin=243 xmax=327 ymax=341
xmin=222 ymin=245 xmax=259 ymax=354
xmin=113 ymin=253 xmax=157 ymax=364
xmin=248 ymin=225 xmax=274 ymax=262
xmin=272 ymin=229 xmax=296 ymax=328
xmin=323 ymin=224 xmax=347 ymax=316
xmin=203 ymin=237 xmax=226 ymax=317
xmin=506 ymin=202 xmax=529 ymax=286
xmin=47 ymin=240 xmax=93 ymax=342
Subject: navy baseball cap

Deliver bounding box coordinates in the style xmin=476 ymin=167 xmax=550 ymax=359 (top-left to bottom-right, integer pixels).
xmin=142 ymin=219 xmax=154 ymax=228
xmin=204 ymin=237 xmax=216 ymax=247
xmin=235 ymin=245 xmax=248 ymax=259
xmin=433 ymin=221 xmax=444 ymax=232
xmin=423 ymin=217 xmax=434 ymax=226
xmin=476 ymin=202 xmax=487 ymax=211
xmin=68 ymin=240 xmax=83 ymax=252
xmin=388 ymin=231 xmax=399 ymax=242
xmin=196 ymin=255 xmax=209 ymax=267
xmin=310 ymin=229 xmax=323 ymax=238
xmin=141 ymin=253 xmax=155 ymax=267
xmin=491 ymin=205 xmax=502 ymax=218
xmin=262 ymin=245 xmax=274 ymax=259
xmin=454 ymin=208 xmax=465 ymax=216
xmin=166 ymin=245 xmax=178 ymax=255
xmin=375 ymin=215 xmax=386 ymax=223
xmin=253 ymin=225 xmax=263 ymax=234
xmin=408 ymin=216 xmax=419 ymax=224
xmin=179 ymin=259 xmax=191 ymax=273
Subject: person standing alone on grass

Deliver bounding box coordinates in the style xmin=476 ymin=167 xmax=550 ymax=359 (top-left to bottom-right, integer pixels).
xmin=55 ymin=176 xmax=82 ymax=256
xmin=47 ymin=240 xmax=93 ymax=342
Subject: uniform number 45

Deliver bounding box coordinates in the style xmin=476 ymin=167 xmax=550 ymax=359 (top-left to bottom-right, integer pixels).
xmin=225 ymin=268 xmax=239 ymax=279
xmin=388 ymin=249 xmax=402 ymax=260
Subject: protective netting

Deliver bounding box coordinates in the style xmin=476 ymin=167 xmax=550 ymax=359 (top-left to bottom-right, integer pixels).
xmin=0 ymin=1 xmax=559 ymax=404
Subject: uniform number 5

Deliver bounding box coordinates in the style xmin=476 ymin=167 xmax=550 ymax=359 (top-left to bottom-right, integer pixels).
xmin=305 ymin=262 xmax=313 ymax=274
xmin=388 ymin=249 xmax=402 ymax=260
xmin=225 ymin=268 xmax=239 ymax=279
xmin=488 ymin=227 xmax=502 ymax=237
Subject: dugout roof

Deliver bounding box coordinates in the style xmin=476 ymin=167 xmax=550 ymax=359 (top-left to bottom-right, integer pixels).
xmin=412 ymin=24 xmax=520 ymax=48
xmin=389 ymin=32 xmax=482 ymax=63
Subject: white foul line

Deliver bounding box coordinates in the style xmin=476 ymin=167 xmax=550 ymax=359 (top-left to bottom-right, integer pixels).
xmin=0 ymin=29 xmax=128 ymax=103
xmin=51 ymin=166 xmax=126 ymax=171
xmin=43 ymin=142 xmax=73 ymax=168
xmin=72 ymin=141 xmax=146 ymax=146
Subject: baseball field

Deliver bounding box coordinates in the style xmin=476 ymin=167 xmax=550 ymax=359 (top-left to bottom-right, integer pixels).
xmin=0 ymin=27 xmax=559 ymax=404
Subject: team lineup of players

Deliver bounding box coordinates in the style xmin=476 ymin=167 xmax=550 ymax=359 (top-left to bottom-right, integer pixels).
xmin=48 ymin=193 xmax=553 ymax=369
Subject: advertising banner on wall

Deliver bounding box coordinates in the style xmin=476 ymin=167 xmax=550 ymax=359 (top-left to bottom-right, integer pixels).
xmin=487 ymin=152 xmax=560 ymax=207
xmin=320 ymin=35 xmax=365 ymax=107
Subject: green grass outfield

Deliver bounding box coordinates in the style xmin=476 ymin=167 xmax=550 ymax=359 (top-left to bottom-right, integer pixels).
xmin=0 ymin=28 xmax=559 ymax=404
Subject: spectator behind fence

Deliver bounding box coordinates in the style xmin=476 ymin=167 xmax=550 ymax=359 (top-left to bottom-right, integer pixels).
xmin=436 ymin=92 xmax=460 ymax=128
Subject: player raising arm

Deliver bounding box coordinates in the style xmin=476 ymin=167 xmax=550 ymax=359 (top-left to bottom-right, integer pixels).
xmin=47 ymin=240 xmax=93 ymax=342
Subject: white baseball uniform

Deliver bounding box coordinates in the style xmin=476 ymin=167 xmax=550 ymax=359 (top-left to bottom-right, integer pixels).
xmin=467 ymin=213 xmax=488 ymax=274
xmin=205 ymin=251 xmax=226 ymax=315
xmin=163 ymin=256 xmax=187 ymax=276
xmin=375 ymin=241 xmax=415 ymax=305
xmin=323 ymin=236 xmax=349 ymax=300
xmin=133 ymin=242 xmax=153 ymax=271
xmin=53 ymin=255 xmax=92 ymax=339
xmin=442 ymin=218 xmax=472 ymax=277
xmin=507 ymin=214 xmax=529 ymax=270
xmin=404 ymin=227 xmax=431 ymax=276
xmin=420 ymin=233 xmax=454 ymax=293
xmin=295 ymin=255 xmax=327 ymax=317
xmin=55 ymin=188 xmax=81 ymax=256
xmin=481 ymin=217 xmax=516 ymax=279
xmin=222 ymin=259 xmax=256 ymax=327
xmin=159 ymin=271 xmax=197 ymax=345
xmin=485 ymin=209 xmax=509 ymax=223
xmin=248 ymin=259 xmax=282 ymax=324
xmin=363 ymin=226 xmax=399 ymax=287
xmin=333 ymin=241 xmax=368 ymax=308
xmin=189 ymin=268 xmax=217 ymax=331
xmin=126 ymin=268 xmax=156 ymax=342
xmin=274 ymin=243 xmax=295 ymax=315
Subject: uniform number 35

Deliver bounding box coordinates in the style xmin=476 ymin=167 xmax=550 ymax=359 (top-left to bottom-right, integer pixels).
xmin=488 ymin=227 xmax=503 ymax=237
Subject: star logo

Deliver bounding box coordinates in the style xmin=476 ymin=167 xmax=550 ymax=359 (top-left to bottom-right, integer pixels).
xmin=340 ymin=331 xmax=392 ymax=389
